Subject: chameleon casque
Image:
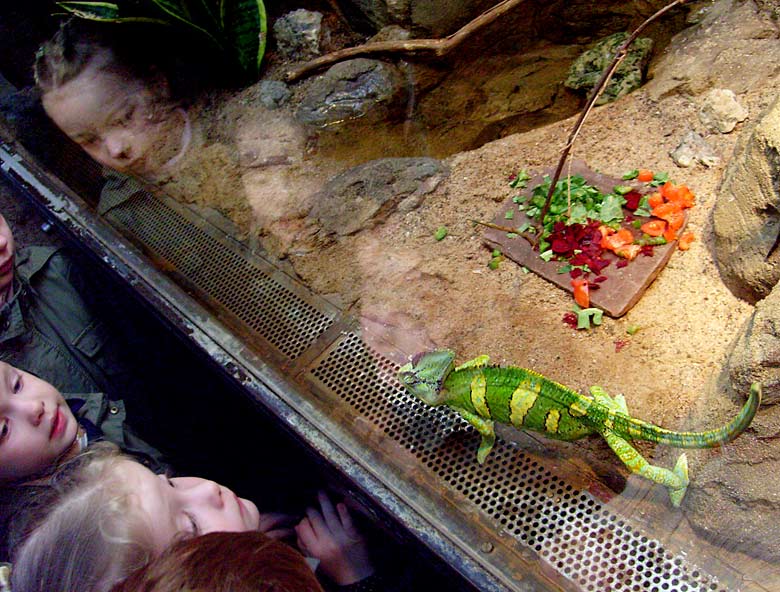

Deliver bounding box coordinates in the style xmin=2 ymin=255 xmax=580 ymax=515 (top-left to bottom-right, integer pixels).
xmin=397 ymin=350 xmax=761 ymax=506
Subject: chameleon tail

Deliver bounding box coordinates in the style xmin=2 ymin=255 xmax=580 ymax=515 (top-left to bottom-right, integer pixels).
xmin=616 ymin=383 xmax=762 ymax=448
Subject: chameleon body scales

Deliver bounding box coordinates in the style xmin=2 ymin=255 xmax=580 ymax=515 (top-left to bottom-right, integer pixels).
xmin=398 ymin=349 xmax=761 ymax=506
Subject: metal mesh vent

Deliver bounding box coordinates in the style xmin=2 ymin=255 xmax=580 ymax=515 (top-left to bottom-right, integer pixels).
xmin=106 ymin=191 xmax=335 ymax=359
xmin=310 ymin=333 xmax=728 ymax=592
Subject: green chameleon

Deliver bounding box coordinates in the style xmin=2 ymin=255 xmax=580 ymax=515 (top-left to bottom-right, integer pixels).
xmin=397 ymin=350 xmax=761 ymax=506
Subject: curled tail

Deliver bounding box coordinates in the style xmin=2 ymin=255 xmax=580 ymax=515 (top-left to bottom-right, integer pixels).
xmin=616 ymin=383 xmax=762 ymax=448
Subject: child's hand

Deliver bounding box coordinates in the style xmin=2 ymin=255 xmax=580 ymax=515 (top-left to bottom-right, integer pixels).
xmin=258 ymin=512 xmax=297 ymax=539
xmin=295 ymin=491 xmax=374 ymax=586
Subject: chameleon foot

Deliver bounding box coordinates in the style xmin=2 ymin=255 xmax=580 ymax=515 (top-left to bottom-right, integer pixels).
xmin=667 ymin=453 xmax=689 ymax=507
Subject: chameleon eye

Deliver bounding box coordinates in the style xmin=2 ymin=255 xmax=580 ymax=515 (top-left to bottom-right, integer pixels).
xmin=411 ymin=351 xmax=427 ymax=366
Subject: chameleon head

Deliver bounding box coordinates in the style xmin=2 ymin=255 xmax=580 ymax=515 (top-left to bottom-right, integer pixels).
xmin=397 ymin=349 xmax=455 ymax=406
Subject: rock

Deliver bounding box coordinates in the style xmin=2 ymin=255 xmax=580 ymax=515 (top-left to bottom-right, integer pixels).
xmin=564 ymin=32 xmax=653 ymax=105
xmin=669 ymin=130 xmax=720 ymax=167
xmin=308 ymin=157 xmax=447 ymax=240
xmin=256 ymin=81 xmax=291 ymax=110
xmin=685 ymin=407 xmax=780 ymax=564
xmin=273 ymin=9 xmax=327 ymax=60
xmin=295 ymin=59 xmax=406 ymax=127
xmin=728 ymin=284 xmax=780 ymax=406
xmin=713 ymin=95 xmax=780 ymax=303
xmin=698 ymin=88 xmax=748 ymax=133
xmin=646 ymin=0 xmax=780 ymax=100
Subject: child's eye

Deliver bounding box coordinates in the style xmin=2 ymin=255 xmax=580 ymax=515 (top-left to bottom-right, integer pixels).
xmin=115 ymin=104 xmax=135 ymax=125
xmin=11 ymin=375 xmax=21 ymax=395
xmin=0 ymin=420 xmax=8 ymax=444
xmin=166 ymin=477 xmax=176 ymax=488
xmin=184 ymin=512 xmax=200 ymax=536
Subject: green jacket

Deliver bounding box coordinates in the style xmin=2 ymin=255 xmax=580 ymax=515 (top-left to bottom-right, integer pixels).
xmin=0 ymin=246 xmax=167 ymax=473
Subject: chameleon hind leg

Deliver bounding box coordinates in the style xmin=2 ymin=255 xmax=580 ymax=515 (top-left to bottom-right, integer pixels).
xmin=602 ymin=429 xmax=689 ymax=507
xmin=591 ymin=387 xmax=689 ymax=506
xmin=454 ymin=408 xmax=496 ymax=464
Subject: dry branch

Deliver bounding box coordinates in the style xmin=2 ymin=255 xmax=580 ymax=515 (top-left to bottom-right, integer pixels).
xmin=284 ymin=0 xmax=527 ymax=82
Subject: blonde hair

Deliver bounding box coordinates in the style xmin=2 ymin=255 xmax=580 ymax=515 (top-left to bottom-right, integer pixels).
xmin=10 ymin=443 xmax=156 ymax=592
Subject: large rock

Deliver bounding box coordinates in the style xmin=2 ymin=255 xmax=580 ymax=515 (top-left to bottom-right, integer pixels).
xmin=308 ymin=157 xmax=447 ymax=241
xmin=685 ymin=395 xmax=780 ymax=563
xmin=295 ymin=59 xmax=406 ymax=127
xmin=728 ymin=283 xmax=780 ymax=405
xmin=337 ymin=0 xmax=675 ymax=39
xmin=646 ymin=0 xmax=780 ymax=100
xmin=713 ymin=95 xmax=780 ymax=303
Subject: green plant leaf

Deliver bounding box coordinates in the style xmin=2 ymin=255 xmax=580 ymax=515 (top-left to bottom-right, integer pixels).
xmin=221 ymin=0 xmax=267 ymax=76
xmin=57 ymin=1 xmax=122 ymax=19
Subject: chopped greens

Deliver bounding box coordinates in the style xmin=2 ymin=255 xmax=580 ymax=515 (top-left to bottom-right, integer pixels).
xmin=434 ymin=226 xmax=448 ymax=241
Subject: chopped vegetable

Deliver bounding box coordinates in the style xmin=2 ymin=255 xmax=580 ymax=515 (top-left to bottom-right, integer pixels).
xmin=678 ymin=232 xmax=696 ymax=251
xmin=640 ymin=219 xmax=666 ymax=237
xmin=576 ymin=307 xmax=603 ymax=330
xmin=622 ymin=169 xmax=639 ymax=180
xmin=615 ymin=244 xmax=641 ymax=260
xmin=571 ymin=278 xmax=590 ymax=308
xmin=626 ymin=324 xmax=640 ymax=335
xmin=637 ymin=169 xmax=654 ymax=182
xmin=504 ymin=210 xmax=514 ymax=220
xmin=434 ymin=226 xmax=448 ymax=241
xmin=648 ymin=192 xmax=664 ymax=208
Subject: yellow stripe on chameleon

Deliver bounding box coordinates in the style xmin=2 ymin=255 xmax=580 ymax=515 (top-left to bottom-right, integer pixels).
xmin=470 ymin=373 xmax=490 ymax=418
xmin=545 ymin=409 xmax=561 ymax=433
xmin=510 ymin=385 xmax=538 ymax=425
xmin=569 ymin=399 xmax=590 ymax=417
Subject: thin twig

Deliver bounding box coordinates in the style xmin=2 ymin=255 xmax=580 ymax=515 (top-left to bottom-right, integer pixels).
xmin=470 ymin=219 xmax=535 ymax=243
xmin=534 ymin=0 xmax=690 ymax=238
xmin=284 ymin=0 xmax=527 ymax=81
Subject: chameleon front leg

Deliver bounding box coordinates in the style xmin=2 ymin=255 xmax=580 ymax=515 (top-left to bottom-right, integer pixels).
xmin=455 ymin=407 xmax=496 ymax=464
xmin=601 ymin=429 xmax=689 ymax=507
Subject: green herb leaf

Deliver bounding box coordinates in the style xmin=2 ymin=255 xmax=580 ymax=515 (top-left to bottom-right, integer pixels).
xmin=613 ymin=185 xmax=633 ymax=195
xmin=649 ymin=171 xmax=670 ymax=187
xmin=598 ymin=194 xmax=626 ymax=223
xmin=540 ymin=249 xmax=554 ymax=262
xmin=506 ymin=232 xmax=519 ymax=239
xmin=492 ymin=249 xmax=502 ymax=257
xmin=434 ymin=226 xmax=448 ymax=241
xmin=504 ymin=210 xmax=514 ymax=220
xmin=622 ymin=169 xmax=639 ymax=180
xmin=509 ymin=170 xmax=531 ymax=188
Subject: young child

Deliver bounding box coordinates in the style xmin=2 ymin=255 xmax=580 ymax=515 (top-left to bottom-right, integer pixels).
xmin=0 ymin=361 xmax=162 ymax=484
xmin=0 ymin=210 xmax=140 ymax=402
xmin=10 ymin=444 xmax=380 ymax=592
xmin=110 ymin=531 xmax=326 ymax=592
xmin=0 ymin=359 xmax=165 ymax=564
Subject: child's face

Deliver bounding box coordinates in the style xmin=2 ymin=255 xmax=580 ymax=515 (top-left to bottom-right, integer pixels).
xmin=41 ymin=50 xmax=185 ymax=180
xmin=0 ymin=362 xmax=78 ymax=482
xmin=0 ymin=214 xmax=15 ymax=295
xmin=121 ymin=460 xmax=261 ymax=553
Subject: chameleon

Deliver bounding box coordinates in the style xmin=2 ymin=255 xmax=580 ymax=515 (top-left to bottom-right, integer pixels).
xmin=397 ymin=349 xmax=761 ymax=506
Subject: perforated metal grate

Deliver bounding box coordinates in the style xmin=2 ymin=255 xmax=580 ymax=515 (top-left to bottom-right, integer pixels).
xmin=309 ymin=332 xmax=729 ymax=592
xmin=106 ymin=190 xmax=336 ymax=360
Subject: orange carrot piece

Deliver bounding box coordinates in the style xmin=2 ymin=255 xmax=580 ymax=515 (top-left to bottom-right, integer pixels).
xmin=637 ymin=169 xmax=654 ymax=182
xmin=641 ymin=219 xmax=667 ymax=237
xmin=571 ymin=278 xmax=590 ymax=308
xmin=678 ymin=232 xmax=696 ymax=250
